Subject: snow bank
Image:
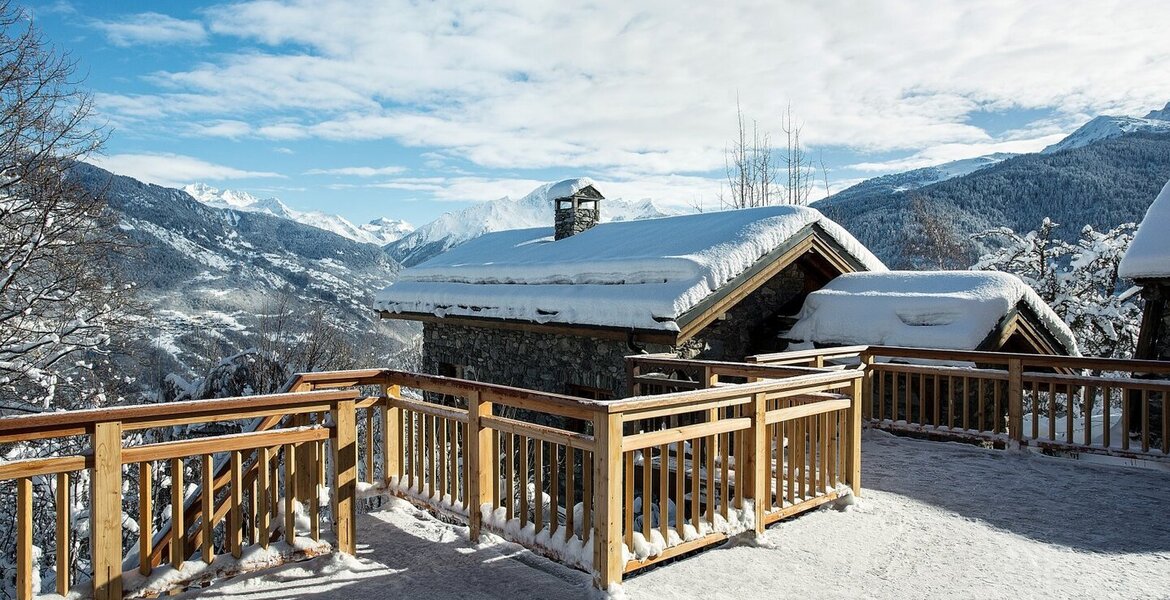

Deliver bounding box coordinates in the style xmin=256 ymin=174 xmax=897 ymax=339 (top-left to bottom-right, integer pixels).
xmin=376 ymin=206 xmax=885 ymax=330
xmin=1119 ymin=178 xmax=1170 ymax=279
xmin=787 ymin=271 xmax=1078 ymax=353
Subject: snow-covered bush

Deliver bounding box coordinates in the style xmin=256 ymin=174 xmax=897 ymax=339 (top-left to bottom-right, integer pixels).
xmin=972 ymin=219 xmax=1141 ymax=359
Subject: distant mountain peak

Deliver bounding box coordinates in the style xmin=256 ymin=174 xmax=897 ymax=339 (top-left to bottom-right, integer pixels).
xmin=1144 ymin=101 xmax=1170 ymax=121
xmin=1043 ymin=103 xmax=1170 ymax=154
xmin=182 ymin=183 xmax=414 ymax=246
xmin=385 ymin=179 xmax=684 ymax=267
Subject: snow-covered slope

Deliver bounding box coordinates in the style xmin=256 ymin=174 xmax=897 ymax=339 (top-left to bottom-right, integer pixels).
xmin=829 ymin=153 xmax=1014 ymax=203
xmin=386 ymin=178 xmax=683 ymax=267
xmin=68 ymin=165 xmax=413 ymax=383
xmin=1043 ymin=103 xmax=1170 ymax=154
xmin=184 ymin=183 xmax=414 ymax=246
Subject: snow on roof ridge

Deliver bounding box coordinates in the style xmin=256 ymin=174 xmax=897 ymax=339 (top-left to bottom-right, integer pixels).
xmin=375 ymin=205 xmax=885 ymax=331
xmin=787 ymin=270 xmax=1078 ymax=354
xmin=1119 ymin=178 xmax=1170 ymax=280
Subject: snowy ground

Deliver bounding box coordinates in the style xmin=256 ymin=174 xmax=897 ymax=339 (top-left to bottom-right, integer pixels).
xmin=177 ymin=431 xmax=1170 ymax=600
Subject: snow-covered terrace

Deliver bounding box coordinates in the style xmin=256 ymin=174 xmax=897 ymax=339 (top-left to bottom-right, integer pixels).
xmin=178 ymin=432 xmax=1170 ymax=599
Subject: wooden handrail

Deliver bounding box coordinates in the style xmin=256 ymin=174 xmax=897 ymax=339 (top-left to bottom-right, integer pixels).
xmin=608 ymin=369 xmax=862 ymax=414
xmin=0 ymin=389 xmax=359 ymax=443
xmin=866 ymin=345 xmax=1170 ymax=373
xmin=626 ymin=355 xmax=828 ymax=378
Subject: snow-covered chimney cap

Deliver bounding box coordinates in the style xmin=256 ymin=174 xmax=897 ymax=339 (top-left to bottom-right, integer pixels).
xmin=552 ymin=178 xmax=604 ymax=240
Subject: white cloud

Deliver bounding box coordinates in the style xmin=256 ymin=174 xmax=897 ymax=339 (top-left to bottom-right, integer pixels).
xmin=93 ymin=1 xmax=1170 ymax=180
xmin=92 ymin=13 xmax=207 ymax=47
xmin=91 ymin=153 xmax=284 ymax=188
xmin=846 ymin=134 xmax=1068 ymax=173
xmin=305 ymin=165 xmax=408 ymax=177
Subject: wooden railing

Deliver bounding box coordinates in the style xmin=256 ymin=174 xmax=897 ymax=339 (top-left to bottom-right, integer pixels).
xmin=749 ymin=346 xmax=1170 ymax=460
xmin=0 ymin=388 xmax=364 ymax=600
xmin=0 ymin=362 xmax=862 ymax=597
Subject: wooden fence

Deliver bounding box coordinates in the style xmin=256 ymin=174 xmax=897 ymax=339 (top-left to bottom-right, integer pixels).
xmin=749 ymin=346 xmax=1170 ymax=460
xmin=0 ymin=362 xmax=862 ymax=597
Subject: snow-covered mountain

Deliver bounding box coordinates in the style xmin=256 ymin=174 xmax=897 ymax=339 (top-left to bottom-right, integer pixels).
xmin=1042 ymin=103 xmax=1170 ymax=154
xmin=828 ymin=153 xmax=1015 ymax=204
xmin=184 ymin=183 xmax=414 ymax=246
xmin=386 ymin=177 xmax=683 ymax=267
xmin=68 ymin=165 xmax=414 ymax=384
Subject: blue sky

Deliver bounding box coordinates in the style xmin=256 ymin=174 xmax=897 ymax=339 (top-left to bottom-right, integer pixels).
xmin=28 ymin=0 xmax=1170 ymax=227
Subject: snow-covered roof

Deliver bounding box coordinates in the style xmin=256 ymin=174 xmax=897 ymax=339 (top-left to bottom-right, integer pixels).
xmin=375 ymin=205 xmax=886 ymax=332
xmin=1119 ymin=178 xmax=1170 ymax=280
xmin=786 ymin=271 xmax=1079 ymax=354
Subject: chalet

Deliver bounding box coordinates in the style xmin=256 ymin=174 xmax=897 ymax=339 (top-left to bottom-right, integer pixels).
xmin=375 ymin=179 xmax=885 ymax=398
xmin=784 ymin=270 xmax=1079 ymax=355
xmin=1119 ymin=178 xmax=1170 ymax=362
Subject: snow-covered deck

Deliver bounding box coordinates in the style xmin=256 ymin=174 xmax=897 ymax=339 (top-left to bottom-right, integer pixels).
xmin=175 ymin=432 xmax=1170 ymax=599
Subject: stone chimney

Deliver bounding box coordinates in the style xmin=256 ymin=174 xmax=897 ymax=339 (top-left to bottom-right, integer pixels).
xmin=554 ymin=184 xmax=603 ymax=240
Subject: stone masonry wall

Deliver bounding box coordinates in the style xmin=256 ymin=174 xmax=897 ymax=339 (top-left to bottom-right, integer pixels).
xmin=1139 ymin=281 xmax=1170 ymax=362
xmin=554 ymin=206 xmax=600 ymax=240
xmin=423 ymin=321 xmax=671 ymax=399
xmin=421 ymin=262 xmax=811 ymax=398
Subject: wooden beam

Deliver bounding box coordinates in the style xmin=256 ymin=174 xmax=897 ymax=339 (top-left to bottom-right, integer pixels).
xmin=16 ymin=477 xmax=32 ymax=600
xmin=592 ymin=412 xmax=624 ymax=589
xmin=467 ymin=391 xmax=492 ymax=541
xmin=90 ymin=421 xmax=123 ymax=600
xmin=332 ymin=399 xmax=358 ymax=554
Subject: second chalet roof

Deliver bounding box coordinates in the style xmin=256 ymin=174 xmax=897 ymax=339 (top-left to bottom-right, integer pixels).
xmin=786 ymin=270 xmax=1079 ymax=354
xmin=1119 ymin=177 xmax=1170 ymax=280
xmin=375 ymin=205 xmax=886 ymax=332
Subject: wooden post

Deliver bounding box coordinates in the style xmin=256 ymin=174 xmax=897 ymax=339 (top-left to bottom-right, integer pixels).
xmin=626 ymin=358 xmax=641 ymax=397
xmin=257 ymin=448 xmax=270 ymax=549
xmin=201 ymin=455 xmax=215 ymax=563
xmin=859 ymin=351 xmax=875 ymax=421
xmin=1008 ymin=359 xmax=1023 ymax=444
xmin=467 ymin=390 xmax=493 ymax=541
xmin=284 ymin=443 xmax=298 ymax=541
xmin=17 ymin=477 xmax=32 ymax=600
xmin=592 ymin=410 xmax=624 ymax=590
xmin=703 ymin=366 xmax=718 ymax=389
xmin=170 ymin=457 xmax=186 ymax=565
xmin=229 ymin=451 xmax=243 ymax=558
xmin=137 ymin=464 xmax=151 ymax=576
xmin=750 ymin=392 xmax=768 ymax=534
xmin=58 ymin=471 xmax=72 ymax=593
xmin=847 ymin=379 xmax=863 ymax=498
xmin=383 ymin=385 xmax=401 ymax=485
xmin=332 ymin=398 xmax=358 ymax=554
xmin=91 ymin=421 xmax=123 ymax=600
xmin=291 ymin=382 xmax=315 ymax=502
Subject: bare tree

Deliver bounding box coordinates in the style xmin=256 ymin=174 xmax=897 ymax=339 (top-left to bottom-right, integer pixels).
xmin=781 ymin=104 xmax=814 ymax=205
xmin=719 ymin=100 xmax=776 ymax=209
xmin=0 ymin=1 xmax=131 ymax=412
xmin=720 ymin=101 xmax=816 ymax=208
xmin=901 ymin=193 xmax=972 ymax=269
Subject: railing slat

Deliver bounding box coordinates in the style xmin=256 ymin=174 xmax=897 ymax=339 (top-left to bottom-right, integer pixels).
xmin=230 ymin=451 xmax=243 ymax=558
xmin=58 ymin=471 xmax=72 ymax=593
xmin=138 ymin=464 xmax=150 ymax=576
xmin=17 ymin=477 xmax=32 ymax=600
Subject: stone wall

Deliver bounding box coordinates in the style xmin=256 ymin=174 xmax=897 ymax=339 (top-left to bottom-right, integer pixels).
xmin=1137 ymin=281 xmax=1170 ymax=362
xmin=423 ymin=321 xmax=671 ymax=399
xmin=421 ymin=262 xmax=812 ymax=398
xmin=554 ymin=206 xmax=600 ymax=240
